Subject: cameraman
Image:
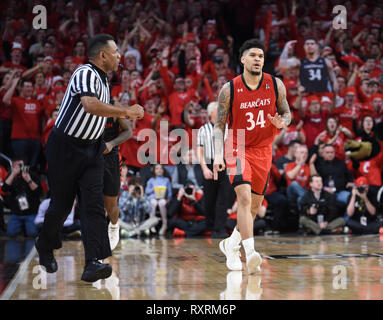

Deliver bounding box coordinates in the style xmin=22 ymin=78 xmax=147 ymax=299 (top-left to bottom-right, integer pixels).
xmin=168 ymin=180 xmax=206 ymax=237
xmin=118 ymin=176 xmax=153 ymax=235
xmin=346 ymin=176 xmax=381 ymax=234
xmin=2 ymin=158 xmax=41 ymax=237
xmin=299 ymin=175 xmax=345 ymax=235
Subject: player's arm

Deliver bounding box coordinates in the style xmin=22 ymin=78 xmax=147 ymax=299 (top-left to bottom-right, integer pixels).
xmin=81 ymin=96 xmax=144 ymax=119
xmin=214 ymin=82 xmax=230 ymax=159
xmin=268 ymin=78 xmax=291 ymax=129
xmin=213 ymin=82 xmax=230 ymax=179
xmin=103 ymin=118 xmax=132 ymax=154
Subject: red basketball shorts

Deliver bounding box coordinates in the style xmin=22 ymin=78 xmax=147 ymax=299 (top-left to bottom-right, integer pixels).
xmin=225 ymin=144 xmax=272 ymax=195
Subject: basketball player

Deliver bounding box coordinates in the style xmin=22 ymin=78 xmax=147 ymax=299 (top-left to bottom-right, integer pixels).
xmin=213 ymin=39 xmax=291 ymax=274
xmin=299 ymin=37 xmax=338 ymax=94
xmin=104 ymin=99 xmax=132 ymax=251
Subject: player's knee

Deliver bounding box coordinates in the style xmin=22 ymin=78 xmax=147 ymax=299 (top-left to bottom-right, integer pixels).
xmin=237 ymin=192 xmax=251 ymax=207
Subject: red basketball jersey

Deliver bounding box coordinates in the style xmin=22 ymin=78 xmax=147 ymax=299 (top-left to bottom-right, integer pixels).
xmin=226 ymin=73 xmax=278 ymax=148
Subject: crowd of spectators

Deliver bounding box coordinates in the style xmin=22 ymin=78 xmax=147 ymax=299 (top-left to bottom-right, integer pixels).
xmin=0 ymin=0 xmax=383 ymax=239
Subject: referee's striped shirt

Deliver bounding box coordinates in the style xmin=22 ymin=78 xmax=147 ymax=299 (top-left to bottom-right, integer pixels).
xmin=55 ymin=63 xmax=110 ymax=140
xmin=197 ymin=122 xmax=228 ymax=164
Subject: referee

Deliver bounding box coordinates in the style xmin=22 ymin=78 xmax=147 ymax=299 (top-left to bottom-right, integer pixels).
xmin=197 ymin=102 xmax=233 ymax=238
xmin=35 ymin=34 xmax=144 ymax=282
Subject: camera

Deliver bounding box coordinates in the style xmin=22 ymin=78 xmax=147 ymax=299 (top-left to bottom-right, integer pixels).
xmin=19 ymin=164 xmax=29 ymax=172
xmin=213 ymin=56 xmax=223 ymax=64
xmin=185 ymin=186 xmax=193 ymax=195
xmin=134 ymin=185 xmax=141 ymax=195
xmin=357 ymin=186 xmax=366 ymax=193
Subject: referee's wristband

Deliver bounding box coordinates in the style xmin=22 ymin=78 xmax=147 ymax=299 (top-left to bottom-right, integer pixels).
xmin=27 ymin=180 xmax=33 ymax=184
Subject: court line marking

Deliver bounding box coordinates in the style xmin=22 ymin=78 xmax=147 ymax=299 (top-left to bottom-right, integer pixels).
xmin=0 ymin=246 xmax=37 ymax=300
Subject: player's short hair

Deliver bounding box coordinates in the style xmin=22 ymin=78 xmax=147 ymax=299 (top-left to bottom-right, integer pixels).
xmin=88 ymin=34 xmax=115 ymax=60
xmin=239 ymin=39 xmax=265 ymax=60
xmin=303 ymin=37 xmax=318 ymax=45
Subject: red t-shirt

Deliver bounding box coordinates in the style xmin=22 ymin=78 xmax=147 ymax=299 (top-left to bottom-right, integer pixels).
xmin=168 ymin=91 xmax=194 ymax=128
xmin=275 ymin=125 xmax=306 ymax=160
xmin=120 ymin=113 xmax=156 ymax=168
xmin=285 ymin=162 xmax=311 ymax=188
xmin=41 ymin=118 xmax=55 ymax=148
xmin=265 ymin=163 xmax=282 ymax=195
xmin=303 ymin=110 xmax=329 ymax=148
xmin=10 ymin=96 xmax=43 ymax=140
xmin=1 ymin=62 xmax=27 ymax=75
xmin=333 ymin=105 xmax=361 ymax=136
xmin=177 ymin=190 xmax=205 ymax=221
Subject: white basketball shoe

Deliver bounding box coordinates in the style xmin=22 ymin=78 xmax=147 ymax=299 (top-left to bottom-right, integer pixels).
xmin=219 ymin=238 xmax=243 ymax=271
xmin=246 ymin=250 xmax=262 ymax=274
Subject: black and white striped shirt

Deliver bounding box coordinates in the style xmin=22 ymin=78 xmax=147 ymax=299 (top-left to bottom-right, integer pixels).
xmin=198 ymin=122 xmax=229 ymax=164
xmin=55 ymin=63 xmax=110 ymax=140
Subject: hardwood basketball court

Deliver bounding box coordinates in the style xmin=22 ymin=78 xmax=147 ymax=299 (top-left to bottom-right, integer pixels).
xmin=1 ymin=234 xmax=383 ymax=300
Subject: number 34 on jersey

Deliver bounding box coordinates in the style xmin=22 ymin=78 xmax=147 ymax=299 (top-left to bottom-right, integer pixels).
xmin=245 ymin=110 xmax=266 ymax=130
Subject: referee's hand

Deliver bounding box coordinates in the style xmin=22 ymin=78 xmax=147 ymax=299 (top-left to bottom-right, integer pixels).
xmin=213 ymin=157 xmax=225 ymax=181
xmin=124 ymin=104 xmax=144 ymax=120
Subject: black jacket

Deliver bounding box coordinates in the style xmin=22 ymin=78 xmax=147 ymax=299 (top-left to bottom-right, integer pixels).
xmin=2 ymin=172 xmax=41 ymax=216
xmin=300 ymin=189 xmax=338 ymax=222
xmin=315 ymin=158 xmax=353 ymax=191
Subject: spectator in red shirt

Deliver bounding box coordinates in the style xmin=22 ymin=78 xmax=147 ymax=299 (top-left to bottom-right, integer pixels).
xmin=273 ymin=116 xmax=305 ymax=160
xmin=0 ymin=70 xmax=17 ymax=156
xmin=2 ymin=78 xmax=43 ymax=168
xmin=314 ymin=116 xmax=353 ymax=161
xmin=0 ymin=42 xmax=27 ymax=77
xmin=295 ymin=90 xmax=333 ymax=148
xmin=72 ymin=39 xmax=87 ymax=66
xmin=32 ymin=72 xmax=47 ymax=101
xmin=285 ymin=144 xmax=318 ymax=209
xmin=333 ymin=87 xmax=361 ymax=135
xmin=199 ymin=20 xmax=225 ymax=62
xmin=202 ymin=47 xmax=234 ymax=84
xmin=41 ymin=109 xmax=58 ymax=150
xmin=41 ymin=56 xmax=55 ymax=90
xmin=369 ymin=94 xmax=383 ymax=124
xmin=111 ymin=69 xmax=133 ymax=102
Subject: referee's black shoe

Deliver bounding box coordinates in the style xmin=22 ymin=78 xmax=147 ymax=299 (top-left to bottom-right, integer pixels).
xmin=35 ymin=237 xmax=58 ymax=273
xmin=81 ymin=259 xmax=112 ymax=282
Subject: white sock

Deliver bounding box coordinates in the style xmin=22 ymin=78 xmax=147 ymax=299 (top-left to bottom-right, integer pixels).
xmin=110 ymin=221 xmax=119 ymax=228
xmin=242 ymin=237 xmax=255 ymax=257
xmin=228 ymin=227 xmax=242 ymax=247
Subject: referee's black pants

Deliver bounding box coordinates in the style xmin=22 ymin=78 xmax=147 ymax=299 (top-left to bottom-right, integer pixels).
xmin=38 ymin=129 xmax=111 ymax=261
xmin=203 ymin=163 xmax=233 ymax=233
